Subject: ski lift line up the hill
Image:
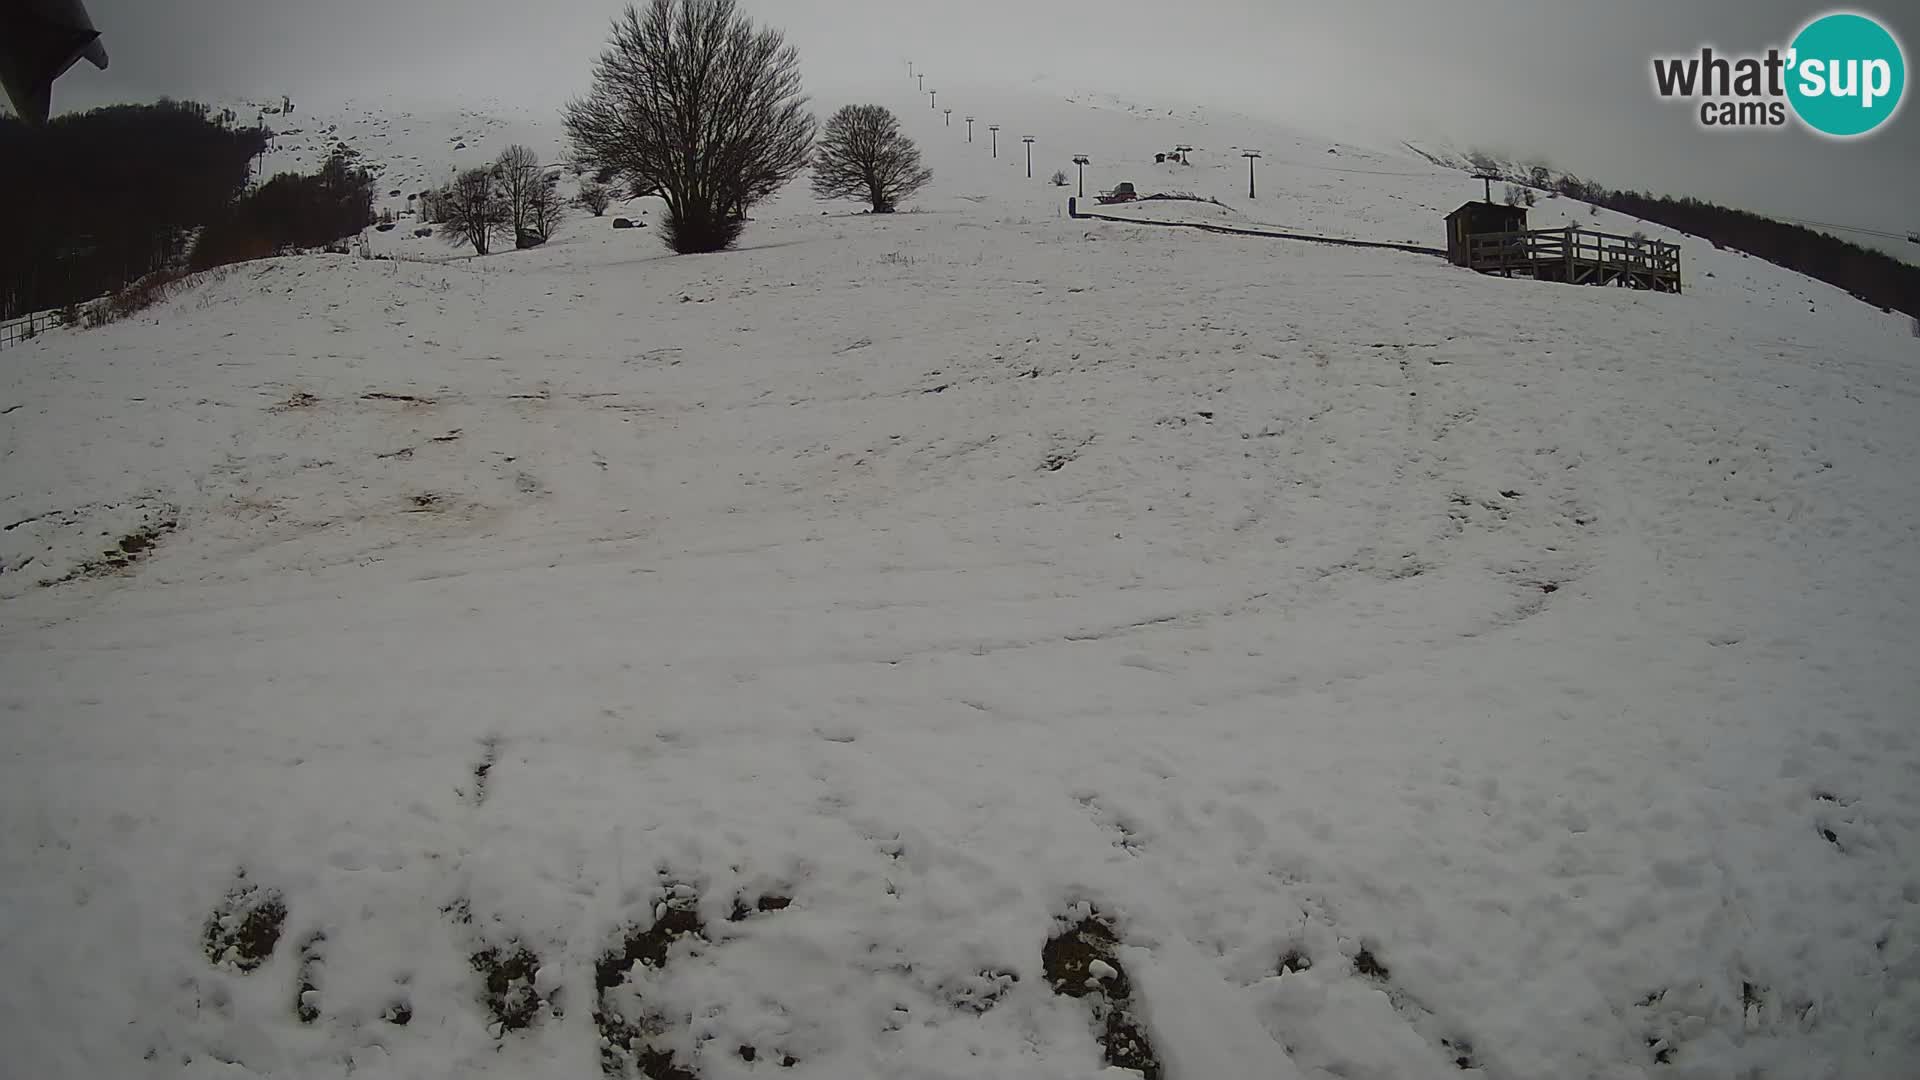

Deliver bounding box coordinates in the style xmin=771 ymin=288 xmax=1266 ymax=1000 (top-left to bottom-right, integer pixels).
xmin=909 ymin=66 xmax=1744 ymax=291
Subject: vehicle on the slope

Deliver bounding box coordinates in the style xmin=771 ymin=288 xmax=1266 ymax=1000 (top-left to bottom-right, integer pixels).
xmin=1095 ymin=182 xmax=1138 ymax=205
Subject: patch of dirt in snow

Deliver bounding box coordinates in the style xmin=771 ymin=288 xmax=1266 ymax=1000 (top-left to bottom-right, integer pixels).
xmin=468 ymin=734 xmax=501 ymax=805
xmin=203 ymin=876 xmax=287 ymax=973
xmin=40 ymin=512 xmax=178 ymax=587
xmin=469 ymin=941 xmax=550 ymax=1034
xmin=438 ymin=896 xmax=560 ymax=1035
xmin=595 ymin=884 xmax=708 ymax=1078
xmin=1043 ymin=909 xmax=1162 ymax=1080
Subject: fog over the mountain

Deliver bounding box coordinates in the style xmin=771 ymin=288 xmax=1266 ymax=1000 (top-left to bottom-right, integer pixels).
xmin=48 ymin=0 xmax=1920 ymax=254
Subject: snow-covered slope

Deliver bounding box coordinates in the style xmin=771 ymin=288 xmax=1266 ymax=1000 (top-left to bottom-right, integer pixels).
xmin=3 ymin=78 xmax=1918 ymax=1080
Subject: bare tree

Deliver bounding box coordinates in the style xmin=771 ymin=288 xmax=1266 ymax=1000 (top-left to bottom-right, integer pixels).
xmin=811 ymin=105 xmax=931 ymax=213
xmin=576 ymin=179 xmax=614 ymax=216
xmin=439 ymin=167 xmax=508 ymax=255
xmin=527 ymin=174 xmax=566 ymax=243
xmin=1050 ymin=169 xmax=1069 ymax=187
xmin=564 ymin=0 xmax=815 ymax=254
xmin=493 ymin=144 xmax=544 ymax=249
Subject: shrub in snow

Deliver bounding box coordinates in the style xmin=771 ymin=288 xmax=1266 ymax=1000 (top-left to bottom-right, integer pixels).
xmin=566 ymin=0 xmax=815 ymax=253
xmin=437 ymin=168 xmax=509 ymax=255
xmin=576 ymin=180 xmax=613 ymax=217
xmin=1050 ymin=170 xmax=1069 ymax=187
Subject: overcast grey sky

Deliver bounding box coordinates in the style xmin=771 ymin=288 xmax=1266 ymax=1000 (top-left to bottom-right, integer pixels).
xmin=50 ymin=0 xmax=1920 ymax=245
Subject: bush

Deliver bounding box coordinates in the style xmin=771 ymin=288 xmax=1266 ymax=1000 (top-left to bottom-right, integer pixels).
xmin=86 ymin=265 xmax=235 ymax=328
xmin=1050 ymin=170 xmax=1069 ymax=187
xmin=566 ymin=0 xmax=815 ymax=253
xmin=576 ymin=180 xmax=613 ymax=216
xmin=437 ymin=167 xmax=509 ymax=255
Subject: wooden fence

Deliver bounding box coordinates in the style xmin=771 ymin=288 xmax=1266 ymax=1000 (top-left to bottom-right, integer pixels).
xmin=1465 ymin=227 xmax=1682 ymax=293
xmin=0 ymin=309 xmax=70 ymax=350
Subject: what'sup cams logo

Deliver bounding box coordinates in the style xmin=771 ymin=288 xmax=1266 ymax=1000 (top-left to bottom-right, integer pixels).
xmin=1653 ymin=10 xmax=1906 ymax=137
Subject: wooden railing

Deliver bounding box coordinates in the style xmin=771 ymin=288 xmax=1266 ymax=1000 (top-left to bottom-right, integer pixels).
xmin=1466 ymin=227 xmax=1682 ymax=291
xmin=0 ymin=309 xmax=66 ymax=350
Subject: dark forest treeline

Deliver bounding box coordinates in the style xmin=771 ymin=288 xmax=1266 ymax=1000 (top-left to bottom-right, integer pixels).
xmin=1441 ymin=149 xmax=1919 ymax=320
xmin=0 ymin=100 xmax=373 ymax=319
xmin=1585 ymin=188 xmax=1918 ymax=319
xmin=192 ymin=154 xmax=376 ymax=270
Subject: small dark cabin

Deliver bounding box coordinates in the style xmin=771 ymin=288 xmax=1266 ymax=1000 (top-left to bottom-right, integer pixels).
xmin=1444 ymin=201 xmax=1528 ymax=267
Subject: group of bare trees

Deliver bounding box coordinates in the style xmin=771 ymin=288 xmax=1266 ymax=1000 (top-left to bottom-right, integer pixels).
xmin=432 ymin=145 xmax=567 ymax=255
xmin=421 ymin=0 xmax=931 ymax=258
xmin=565 ymin=0 xmax=932 ymax=255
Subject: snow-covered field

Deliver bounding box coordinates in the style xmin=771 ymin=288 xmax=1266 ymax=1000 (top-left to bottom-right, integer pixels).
xmin=3 ymin=78 xmax=1918 ymax=1080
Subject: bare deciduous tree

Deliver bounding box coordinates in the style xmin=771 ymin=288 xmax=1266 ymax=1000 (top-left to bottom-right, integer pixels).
xmin=527 ymin=174 xmax=566 ymax=243
xmin=811 ymin=105 xmax=931 ymax=213
xmin=439 ymin=167 xmax=508 ymax=255
xmin=564 ymin=0 xmax=815 ymax=254
xmin=493 ymin=144 xmax=544 ymax=249
xmin=576 ymin=179 xmax=614 ymax=216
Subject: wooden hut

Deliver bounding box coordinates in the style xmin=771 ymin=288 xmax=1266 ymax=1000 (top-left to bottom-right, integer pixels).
xmin=1444 ymin=201 xmax=1529 ymax=267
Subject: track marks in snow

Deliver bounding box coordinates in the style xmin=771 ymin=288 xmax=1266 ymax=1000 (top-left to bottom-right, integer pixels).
xmin=1074 ymin=791 xmax=1147 ymax=854
xmin=1633 ymin=977 xmax=1823 ymax=1068
xmin=1347 ymin=944 xmax=1485 ymax=1072
xmin=466 ymin=734 xmax=501 ymax=806
xmin=293 ymin=930 xmax=327 ymax=1023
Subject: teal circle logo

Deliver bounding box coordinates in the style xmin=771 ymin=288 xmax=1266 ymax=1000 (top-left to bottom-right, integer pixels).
xmin=1787 ymin=12 xmax=1906 ymax=137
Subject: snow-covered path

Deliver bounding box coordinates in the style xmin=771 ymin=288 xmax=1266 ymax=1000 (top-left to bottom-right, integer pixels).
xmin=4 ymin=86 xmax=1919 ymax=1080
